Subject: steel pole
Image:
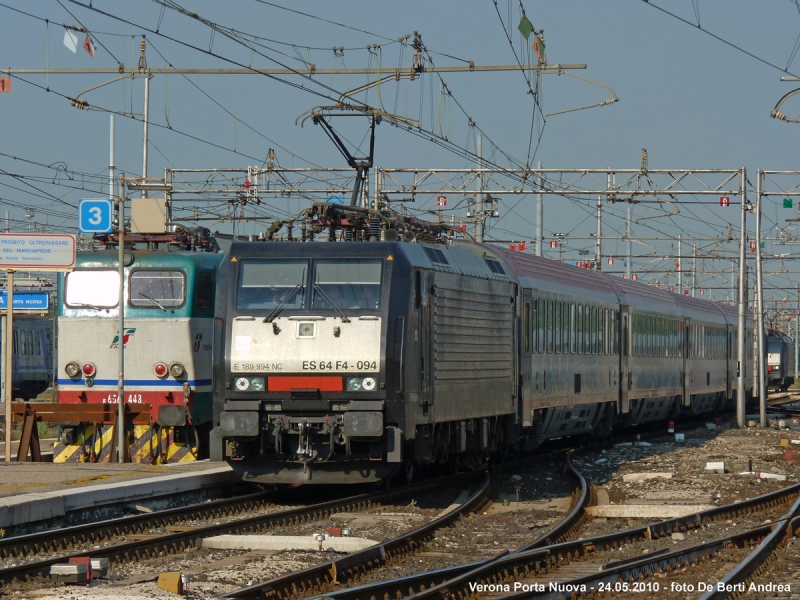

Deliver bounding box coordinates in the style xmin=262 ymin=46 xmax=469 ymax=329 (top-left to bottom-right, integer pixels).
xmin=678 ymin=235 xmax=682 ymax=292
xmin=737 ymin=168 xmax=747 ymax=428
xmin=142 ymin=75 xmax=149 ymax=197
xmin=755 ymin=171 xmax=767 ymax=427
xmin=626 ymin=204 xmax=632 ymax=279
xmin=117 ymin=177 xmax=125 ymax=462
xmin=109 ymin=114 xmax=115 ymax=199
xmin=596 ymin=193 xmax=602 ymax=271
xmin=796 ymin=284 xmax=799 ymax=379
xmin=536 ymin=161 xmax=543 ymax=256
xmin=3 ymin=271 xmax=12 ymax=462
xmin=476 ymin=134 xmax=484 ymax=243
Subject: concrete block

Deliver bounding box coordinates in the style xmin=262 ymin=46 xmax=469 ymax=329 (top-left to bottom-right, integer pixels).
xmin=622 ymin=472 xmax=675 ymax=482
xmin=157 ymin=572 xmax=183 ymax=595
xmin=674 ymin=433 xmax=685 ymax=442
xmin=202 ymin=534 xmax=378 ymax=552
xmin=586 ymin=504 xmax=714 ymax=519
xmin=706 ymin=461 xmax=726 ymax=473
xmin=706 ymin=422 xmax=717 ymax=430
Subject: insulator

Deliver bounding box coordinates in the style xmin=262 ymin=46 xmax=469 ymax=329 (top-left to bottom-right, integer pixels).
xmin=344 ymin=229 xmax=354 ymax=241
xmin=301 ymin=222 xmax=307 ymax=242
xmin=287 ymin=222 xmax=293 ymax=242
xmin=367 ymin=217 xmax=382 ymax=240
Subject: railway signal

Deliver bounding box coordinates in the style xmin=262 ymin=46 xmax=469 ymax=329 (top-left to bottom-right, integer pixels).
xmin=720 ymin=196 xmax=730 ymax=206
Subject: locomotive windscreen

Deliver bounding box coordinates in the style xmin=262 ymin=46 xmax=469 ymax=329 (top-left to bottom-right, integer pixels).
xmin=236 ymin=260 xmax=307 ymax=310
xmin=130 ymin=270 xmax=185 ymax=307
xmin=65 ymin=270 xmax=120 ymax=307
xmin=311 ymin=259 xmax=382 ymax=310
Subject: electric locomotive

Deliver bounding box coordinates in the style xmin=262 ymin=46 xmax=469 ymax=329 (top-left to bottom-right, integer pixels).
xmin=213 ymin=204 xmax=754 ymax=484
xmin=54 ymin=232 xmax=222 ymax=463
xmin=767 ymin=332 xmax=796 ymax=391
xmin=0 ymin=315 xmax=54 ymax=401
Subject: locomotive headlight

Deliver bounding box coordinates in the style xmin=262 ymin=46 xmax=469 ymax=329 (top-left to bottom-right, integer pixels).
xmin=346 ymin=376 xmax=377 ymax=392
xmin=298 ymin=322 xmax=315 ymax=338
xmin=65 ymin=362 xmax=80 ymax=377
xmin=169 ymin=362 xmax=185 ymax=377
xmin=235 ymin=377 xmax=264 ymax=392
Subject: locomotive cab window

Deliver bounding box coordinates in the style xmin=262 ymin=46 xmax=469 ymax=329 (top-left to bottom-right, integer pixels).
xmin=236 ymin=260 xmax=308 ymax=311
xmin=130 ymin=270 xmax=185 ymax=308
xmin=65 ymin=270 xmax=120 ymax=308
xmin=312 ymin=259 xmax=382 ymax=310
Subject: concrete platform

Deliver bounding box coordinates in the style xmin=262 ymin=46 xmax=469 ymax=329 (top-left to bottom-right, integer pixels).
xmin=0 ymin=460 xmax=238 ymax=529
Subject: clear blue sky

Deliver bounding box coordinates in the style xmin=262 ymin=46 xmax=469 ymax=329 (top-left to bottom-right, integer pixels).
xmin=3 ymin=1 xmax=800 ymax=315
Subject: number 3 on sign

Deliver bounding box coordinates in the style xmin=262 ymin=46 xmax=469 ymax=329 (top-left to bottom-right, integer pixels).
xmin=88 ymin=206 xmax=103 ymax=225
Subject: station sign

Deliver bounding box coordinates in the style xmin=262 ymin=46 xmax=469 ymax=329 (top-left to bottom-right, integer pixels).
xmin=0 ymin=291 xmax=49 ymax=311
xmin=0 ymin=234 xmax=76 ymax=269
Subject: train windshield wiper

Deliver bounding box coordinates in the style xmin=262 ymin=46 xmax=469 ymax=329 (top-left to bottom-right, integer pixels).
xmin=138 ymin=292 xmax=166 ymax=312
xmin=264 ymin=285 xmax=303 ymax=323
xmin=313 ymin=284 xmax=351 ymax=323
xmin=70 ymin=302 xmax=105 ymax=311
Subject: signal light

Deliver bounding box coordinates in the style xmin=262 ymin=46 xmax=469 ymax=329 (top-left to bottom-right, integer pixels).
xmin=82 ymin=363 xmax=96 ymax=377
xmin=154 ymin=363 xmax=168 ymax=377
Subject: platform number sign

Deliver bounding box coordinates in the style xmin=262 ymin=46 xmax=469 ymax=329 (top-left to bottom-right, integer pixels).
xmin=79 ymin=199 xmax=114 ymax=233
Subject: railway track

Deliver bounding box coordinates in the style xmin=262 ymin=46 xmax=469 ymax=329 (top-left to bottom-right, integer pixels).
xmin=220 ymin=469 xmax=492 ymax=599
xmin=0 ymin=475 xmax=457 ymax=589
xmin=312 ymin=452 xmax=591 ymax=600
xmin=311 ymin=458 xmax=798 ymax=600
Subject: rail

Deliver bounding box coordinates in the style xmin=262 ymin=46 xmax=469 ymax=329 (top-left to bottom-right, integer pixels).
xmin=221 ymin=470 xmax=491 ymax=599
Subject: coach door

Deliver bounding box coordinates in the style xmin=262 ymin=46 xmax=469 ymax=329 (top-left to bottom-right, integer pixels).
xmin=619 ymin=305 xmax=631 ymax=414
xmin=726 ymin=324 xmax=734 ymax=401
xmin=682 ymin=318 xmax=692 ymax=406
xmin=521 ymin=290 xmax=533 ymax=408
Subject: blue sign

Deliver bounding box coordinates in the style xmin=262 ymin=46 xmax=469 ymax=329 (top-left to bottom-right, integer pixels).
xmin=326 ymin=195 xmax=346 ymax=205
xmin=79 ymin=199 xmax=113 ymax=233
xmin=0 ymin=291 xmax=49 ymax=311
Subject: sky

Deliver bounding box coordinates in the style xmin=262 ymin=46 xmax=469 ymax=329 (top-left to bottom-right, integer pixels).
xmin=3 ymin=1 xmax=800 ymax=320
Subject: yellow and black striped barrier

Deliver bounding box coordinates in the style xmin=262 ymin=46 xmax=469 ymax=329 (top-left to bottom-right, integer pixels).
xmin=53 ymin=424 xmax=199 ymax=464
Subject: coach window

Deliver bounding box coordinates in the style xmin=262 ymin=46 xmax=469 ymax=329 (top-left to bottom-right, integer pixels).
xmin=546 ymin=300 xmax=554 ymax=353
xmin=65 ymin=270 xmax=120 ymax=308
xmin=34 ymin=332 xmax=41 ymax=356
xmin=576 ymin=305 xmax=583 ymax=354
xmin=12 ymin=331 xmax=17 ymax=355
xmin=524 ymin=302 xmax=530 ymax=353
xmin=26 ymin=330 xmax=33 ymax=356
xmin=553 ymin=302 xmax=561 ymax=354
xmin=536 ymin=299 xmax=545 ymax=353
xmin=570 ymin=304 xmax=577 ymax=354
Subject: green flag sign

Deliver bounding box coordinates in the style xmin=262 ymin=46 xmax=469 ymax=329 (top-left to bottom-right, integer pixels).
xmin=518 ymin=16 xmax=533 ymax=40
xmin=784 ymin=198 xmax=793 ymax=208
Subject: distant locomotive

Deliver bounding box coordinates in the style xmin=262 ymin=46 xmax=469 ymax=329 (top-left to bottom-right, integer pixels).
xmin=213 ymin=204 xmax=755 ymax=484
xmin=766 ymin=332 xmax=795 ymax=391
xmin=1 ymin=315 xmax=53 ymax=401
xmin=54 ymin=235 xmax=222 ymax=463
